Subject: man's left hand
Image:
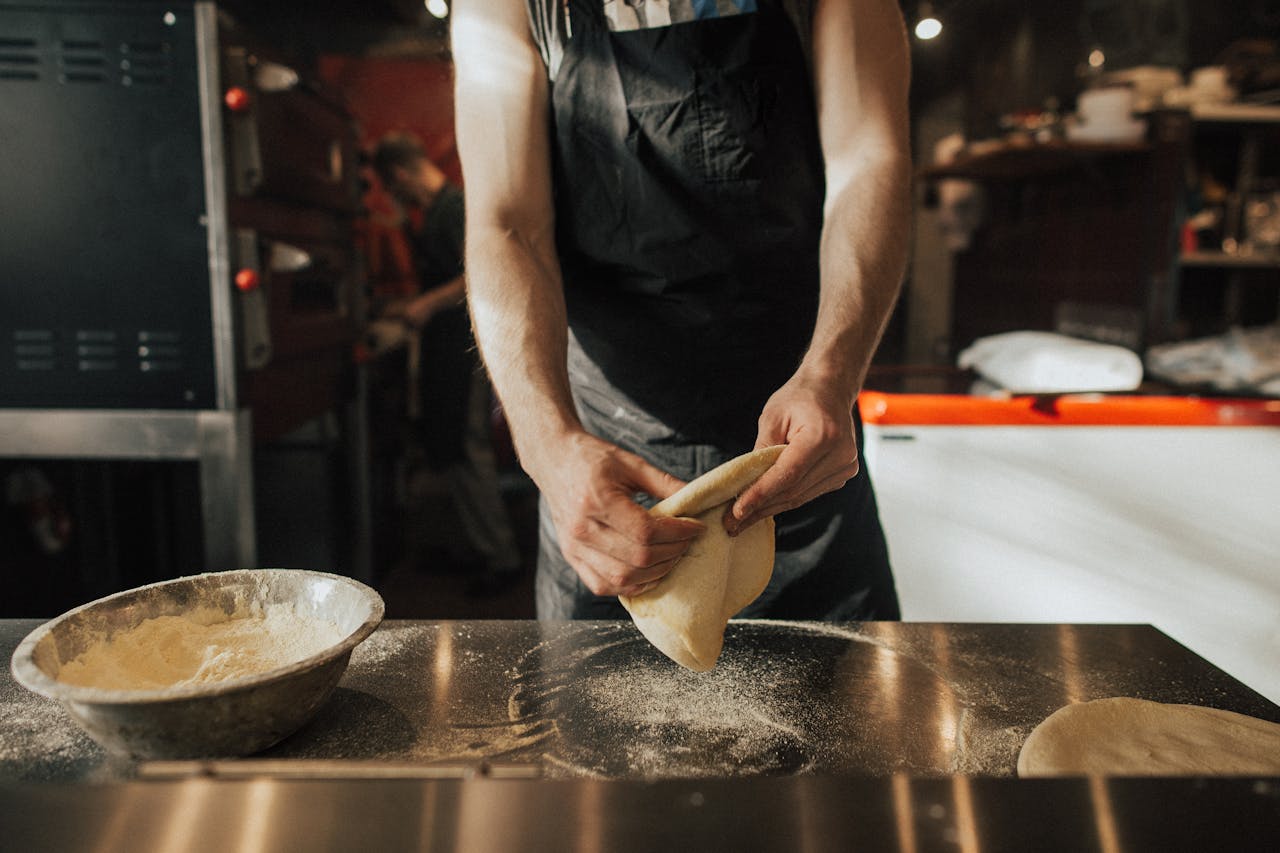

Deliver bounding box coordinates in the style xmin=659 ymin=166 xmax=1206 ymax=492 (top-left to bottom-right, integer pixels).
xmin=725 ymin=375 xmax=860 ymax=535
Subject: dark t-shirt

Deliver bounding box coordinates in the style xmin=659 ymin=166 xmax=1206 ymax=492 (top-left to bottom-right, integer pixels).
xmin=407 ymin=183 xmax=466 ymax=292
xmin=405 ymin=182 xmax=476 ymax=469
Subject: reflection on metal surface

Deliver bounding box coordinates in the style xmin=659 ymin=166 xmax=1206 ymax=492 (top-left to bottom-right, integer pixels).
xmin=5 ymin=775 xmax=1280 ymax=853
xmin=926 ymin=624 xmax=963 ymax=767
xmin=578 ymin=782 xmax=607 ymax=853
xmin=1057 ymin=623 xmax=1085 ymax=705
xmin=891 ymin=774 xmax=918 ymax=853
xmin=433 ymin=626 xmax=454 ymax=712
xmin=157 ymin=779 xmax=213 ymax=853
xmin=237 ymin=778 xmax=277 ymax=853
xmin=90 ymin=781 xmax=142 ymax=853
xmin=418 ymin=781 xmax=441 ymax=852
xmin=951 ymin=776 xmax=981 ymax=853
xmin=1089 ymin=776 xmax=1122 ymax=853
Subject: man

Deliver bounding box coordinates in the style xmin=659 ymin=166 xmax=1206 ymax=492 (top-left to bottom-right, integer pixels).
xmin=371 ymin=134 xmax=523 ymax=596
xmin=452 ymin=0 xmax=910 ymax=619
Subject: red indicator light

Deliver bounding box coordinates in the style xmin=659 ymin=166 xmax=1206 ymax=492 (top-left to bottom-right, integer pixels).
xmin=224 ymin=86 xmax=251 ymax=112
xmin=234 ymin=269 xmax=260 ymax=292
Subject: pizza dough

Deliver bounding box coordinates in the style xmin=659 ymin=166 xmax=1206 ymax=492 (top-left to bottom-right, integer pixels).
xmin=620 ymin=446 xmax=784 ymax=672
xmin=1018 ymin=697 xmax=1280 ymax=777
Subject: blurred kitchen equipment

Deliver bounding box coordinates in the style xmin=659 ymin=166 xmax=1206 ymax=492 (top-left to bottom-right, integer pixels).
xmin=1164 ymin=65 xmax=1238 ymax=108
xmin=10 ymin=569 xmax=384 ymax=759
xmin=1243 ymin=191 xmax=1280 ymax=254
xmin=1068 ymin=86 xmax=1148 ymax=143
xmin=1100 ymin=66 xmax=1183 ymax=111
xmin=0 ymin=2 xmax=371 ymax=577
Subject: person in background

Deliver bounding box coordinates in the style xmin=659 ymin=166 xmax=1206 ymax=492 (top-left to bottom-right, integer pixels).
xmin=452 ymin=0 xmax=911 ymax=618
xmin=371 ymin=132 xmax=523 ymax=597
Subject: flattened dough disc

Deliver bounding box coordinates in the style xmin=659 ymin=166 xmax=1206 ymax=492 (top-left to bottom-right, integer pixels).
xmin=620 ymin=446 xmax=784 ymax=672
xmin=1018 ymin=697 xmax=1280 ymax=777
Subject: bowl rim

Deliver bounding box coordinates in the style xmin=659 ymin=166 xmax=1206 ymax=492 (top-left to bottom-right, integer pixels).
xmin=9 ymin=568 xmax=385 ymax=705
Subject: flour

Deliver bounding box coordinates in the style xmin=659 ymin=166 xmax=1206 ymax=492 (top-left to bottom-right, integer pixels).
xmin=55 ymin=603 xmax=345 ymax=691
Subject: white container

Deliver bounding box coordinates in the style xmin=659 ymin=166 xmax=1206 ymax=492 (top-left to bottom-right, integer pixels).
xmin=861 ymin=392 xmax=1280 ymax=705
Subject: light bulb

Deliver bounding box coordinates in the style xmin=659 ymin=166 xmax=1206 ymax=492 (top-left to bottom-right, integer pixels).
xmin=915 ymin=16 xmax=942 ymax=40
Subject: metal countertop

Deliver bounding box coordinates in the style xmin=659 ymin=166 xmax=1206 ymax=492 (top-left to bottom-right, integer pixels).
xmin=4 ymin=619 xmax=1279 ymax=852
xmin=4 ymin=619 xmax=1277 ymax=783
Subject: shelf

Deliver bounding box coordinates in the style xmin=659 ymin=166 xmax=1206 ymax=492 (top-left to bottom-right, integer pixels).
xmin=1180 ymin=251 xmax=1280 ymax=270
xmin=921 ymin=140 xmax=1152 ymax=182
xmin=1189 ymin=103 xmax=1280 ymax=125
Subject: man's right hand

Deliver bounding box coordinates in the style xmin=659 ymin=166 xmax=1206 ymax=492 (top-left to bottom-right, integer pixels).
xmin=528 ymin=432 xmax=704 ymax=598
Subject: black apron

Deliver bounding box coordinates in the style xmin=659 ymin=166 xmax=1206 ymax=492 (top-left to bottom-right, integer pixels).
xmin=527 ymin=0 xmax=901 ymax=621
xmin=536 ymin=0 xmax=824 ymax=448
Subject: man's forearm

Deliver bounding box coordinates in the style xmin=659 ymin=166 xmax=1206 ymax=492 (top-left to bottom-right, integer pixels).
xmin=801 ymin=0 xmax=911 ymax=406
xmin=801 ymin=151 xmax=911 ymax=404
xmin=465 ymin=224 xmax=582 ymax=471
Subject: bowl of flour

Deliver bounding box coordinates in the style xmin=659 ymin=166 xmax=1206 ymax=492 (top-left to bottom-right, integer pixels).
xmin=9 ymin=569 xmax=384 ymax=759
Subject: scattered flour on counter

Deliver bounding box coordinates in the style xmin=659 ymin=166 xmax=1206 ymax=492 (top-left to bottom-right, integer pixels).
xmin=55 ymin=603 xmax=345 ymax=690
xmin=0 ymin=692 xmax=95 ymax=768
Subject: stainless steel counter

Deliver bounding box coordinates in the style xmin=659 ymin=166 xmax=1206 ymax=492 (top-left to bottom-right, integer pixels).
xmin=4 ymin=619 xmax=1278 ymax=782
xmin=4 ymin=619 xmax=1279 ymax=852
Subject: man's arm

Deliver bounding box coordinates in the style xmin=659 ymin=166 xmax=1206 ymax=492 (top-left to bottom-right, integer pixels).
xmin=728 ymin=0 xmax=911 ymax=532
xmin=452 ymin=0 xmax=702 ymax=597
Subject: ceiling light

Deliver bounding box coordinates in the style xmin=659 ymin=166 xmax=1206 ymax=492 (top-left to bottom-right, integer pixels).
xmin=915 ymin=2 xmax=942 ymax=41
xmin=425 ymin=0 xmax=449 ymax=19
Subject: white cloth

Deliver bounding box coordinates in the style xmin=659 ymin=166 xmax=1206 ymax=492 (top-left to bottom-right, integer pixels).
xmin=958 ymin=331 xmax=1144 ymax=394
xmin=1146 ymin=325 xmax=1280 ymax=395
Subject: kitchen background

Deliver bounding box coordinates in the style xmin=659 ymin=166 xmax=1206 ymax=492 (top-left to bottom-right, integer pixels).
xmin=1 ymin=0 xmax=1277 ymax=698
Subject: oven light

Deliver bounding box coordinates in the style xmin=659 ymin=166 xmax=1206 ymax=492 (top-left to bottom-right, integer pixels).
xmin=224 ymin=86 xmax=251 ymax=113
xmin=234 ymin=269 xmax=261 ymax=292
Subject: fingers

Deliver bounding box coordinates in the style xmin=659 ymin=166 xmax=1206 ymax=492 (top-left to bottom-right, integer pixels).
xmin=727 ymin=447 xmax=859 ymax=535
xmin=727 ymin=462 xmax=858 ymax=534
xmin=620 ymin=449 xmax=689 ymax=503
xmin=575 ymin=505 xmax=703 ymax=574
xmin=563 ymin=522 xmax=691 ymax=598
xmin=554 ymin=447 xmax=704 ymax=597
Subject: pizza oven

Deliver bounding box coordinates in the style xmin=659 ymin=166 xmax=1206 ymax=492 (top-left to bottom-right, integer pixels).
xmin=0 ymin=0 xmax=367 ymax=573
xmin=0 ymin=0 xmax=363 ymax=443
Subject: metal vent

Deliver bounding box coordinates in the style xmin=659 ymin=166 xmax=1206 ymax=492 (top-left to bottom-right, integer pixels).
xmin=76 ymin=330 xmax=119 ymax=371
xmin=119 ymin=39 xmax=172 ymax=86
xmin=12 ymin=329 xmax=58 ymax=371
xmin=137 ymin=330 xmax=184 ymax=373
xmin=0 ymin=36 xmax=39 ymax=81
xmin=58 ymin=39 xmax=107 ymax=84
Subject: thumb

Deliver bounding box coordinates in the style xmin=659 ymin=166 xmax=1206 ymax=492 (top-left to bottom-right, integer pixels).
xmin=754 ymin=412 xmax=789 ymax=451
xmin=619 ymin=450 xmax=687 ymax=502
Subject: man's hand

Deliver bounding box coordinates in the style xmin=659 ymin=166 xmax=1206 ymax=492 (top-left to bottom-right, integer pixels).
xmin=725 ymin=373 xmax=860 ymax=535
xmin=530 ymin=432 xmax=704 ymax=597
